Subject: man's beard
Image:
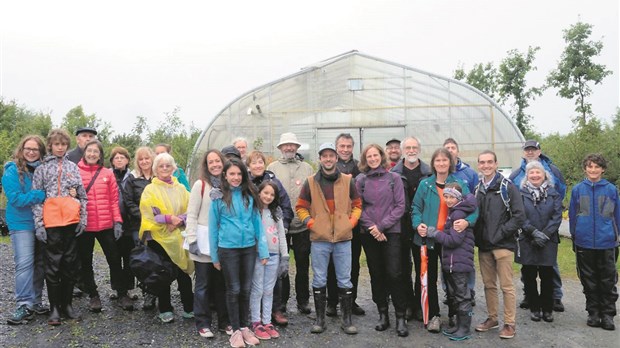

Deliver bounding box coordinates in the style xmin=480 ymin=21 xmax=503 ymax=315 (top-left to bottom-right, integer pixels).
xmin=283 ymin=151 xmax=296 ymax=160
xmin=406 ymin=154 xmax=418 ymax=164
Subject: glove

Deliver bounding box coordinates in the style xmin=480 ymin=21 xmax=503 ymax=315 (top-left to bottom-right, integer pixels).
xmin=35 ymin=227 xmax=47 ymax=243
xmin=75 ymin=224 xmax=86 ymax=237
xmin=426 ymin=226 xmax=438 ymax=238
xmin=278 ymin=256 xmax=290 ymax=278
xmin=114 ymin=222 xmax=123 ymax=240
xmin=531 ymin=230 xmax=549 ymax=248
xmin=188 ymin=242 xmax=200 ymax=255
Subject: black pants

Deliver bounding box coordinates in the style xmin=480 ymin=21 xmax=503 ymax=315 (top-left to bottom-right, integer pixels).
xmin=77 ymin=229 xmax=125 ymax=296
xmin=522 ymin=265 xmax=554 ymax=313
xmin=194 ymin=261 xmax=229 ymax=330
xmin=327 ymin=225 xmax=361 ymax=306
xmin=361 ymin=233 xmax=405 ymax=312
xmin=218 ymin=246 xmax=256 ymax=330
xmin=147 ymin=240 xmax=193 ymax=314
xmin=44 ymin=224 xmax=79 ymax=286
xmin=446 ymin=271 xmax=472 ymax=315
xmin=412 ymin=244 xmax=441 ymax=318
xmin=400 ymin=234 xmax=416 ymax=311
xmin=285 ymin=230 xmax=311 ymax=305
xmin=576 ymin=246 xmax=619 ymax=316
xmin=116 ymin=234 xmax=136 ymax=291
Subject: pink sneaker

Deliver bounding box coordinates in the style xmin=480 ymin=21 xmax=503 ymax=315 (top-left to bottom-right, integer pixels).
xmin=241 ymin=327 xmax=261 ymax=345
xmin=251 ymin=322 xmax=270 ymax=340
xmin=263 ymin=323 xmax=280 ymax=338
xmin=229 ymin=330 xmax=245 ymax=348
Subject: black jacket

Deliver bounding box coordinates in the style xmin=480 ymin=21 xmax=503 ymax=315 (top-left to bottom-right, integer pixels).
xmin=122 ymin=172 xmax=152 ymax=233
xmin=474 ymin=173 xmax=526 ymax=252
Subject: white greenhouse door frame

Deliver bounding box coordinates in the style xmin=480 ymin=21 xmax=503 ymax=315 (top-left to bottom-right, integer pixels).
xmin=316 ymin=126 xmax=406 ymax=159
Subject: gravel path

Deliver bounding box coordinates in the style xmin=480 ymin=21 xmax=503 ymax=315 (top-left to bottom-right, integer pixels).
xmin=0 ymin=239 xmax=618 ymax=348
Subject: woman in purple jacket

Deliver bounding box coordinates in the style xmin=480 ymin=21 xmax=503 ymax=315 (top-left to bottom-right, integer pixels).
xmin=355 ymin=144 xmax=407 ymax=337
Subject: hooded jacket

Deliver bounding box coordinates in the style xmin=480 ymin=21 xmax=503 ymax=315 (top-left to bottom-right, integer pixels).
xmin=433 ymin=194 xmax=477 ymax=273
xmin=2 ymin=161 xmax=46 ymax=231
xmin=356 ymin=167 xmax=405 ymax=234
xmin=569 ymin=178 xmax=620 ymax=249
xmin=510 ymin=154 xmax=567 ymax=201
xmin=474 ymin=172 xmax=526 ymax=252
xmin=122 ymin=169 xmax=152 ymax=233
xmin=78 ymin=159 xmax=122 ymax=232
xmin=266 ymin=157 xmax=314 ymax=234
xmin=454 ymin=159 xmax=479 ymax=193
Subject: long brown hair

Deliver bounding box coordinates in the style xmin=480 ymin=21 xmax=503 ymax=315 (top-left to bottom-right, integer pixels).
xmin=12 ymin=135 xmax=46 ymax=184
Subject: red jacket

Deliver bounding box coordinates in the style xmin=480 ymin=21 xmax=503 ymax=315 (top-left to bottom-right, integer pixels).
xmin=78 ymin=160 xmax=122 ymax=232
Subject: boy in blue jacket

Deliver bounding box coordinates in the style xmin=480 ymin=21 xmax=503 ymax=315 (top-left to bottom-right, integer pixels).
xmin=569 ymin=153 xmax=619 ymax=331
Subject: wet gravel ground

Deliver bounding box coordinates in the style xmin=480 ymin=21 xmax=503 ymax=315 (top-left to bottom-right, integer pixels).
xmin=0 ymin=239 xmax=618 ymax=348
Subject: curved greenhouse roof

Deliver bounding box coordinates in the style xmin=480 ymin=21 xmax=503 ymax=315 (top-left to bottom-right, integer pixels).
xmin=189 ymin=50 xmax=524 ymax=180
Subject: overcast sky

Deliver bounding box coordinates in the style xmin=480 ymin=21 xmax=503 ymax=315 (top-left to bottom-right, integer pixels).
xmin=1 ymin=0 xmax=618 ymax=137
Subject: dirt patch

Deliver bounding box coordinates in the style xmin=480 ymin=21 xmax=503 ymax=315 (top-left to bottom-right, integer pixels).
xmin=0 ymin=241 xmax=618 ymax=347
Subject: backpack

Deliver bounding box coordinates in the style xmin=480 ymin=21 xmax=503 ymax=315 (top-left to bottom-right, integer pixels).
xmin=130 ymin=232 xmax=178 ymax=296
xmin=475 ymin=176 xmax=512 ymax=214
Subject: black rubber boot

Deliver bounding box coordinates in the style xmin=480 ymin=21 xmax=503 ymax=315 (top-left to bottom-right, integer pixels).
xmin=396 ymin=312 xmax=408 ymax=337
xmin=375 ymin=307 xmax=390 ymax=331
xmin=449 ymin=311 xmax=472 ymax=341
xmin=61 ymin=282 xmax=80 ymax=320
xmin=442 ymin=314 xmax=460 ymax=336
xmin=326 ymin=301 xmax=338 ymax=317
xmin=47 ymin=284 xmax=61 ymax=326
xmin=311 ymin=287 xmax=326 ymax=334
xmin=339 ymin=288 xmax=358 ymax=335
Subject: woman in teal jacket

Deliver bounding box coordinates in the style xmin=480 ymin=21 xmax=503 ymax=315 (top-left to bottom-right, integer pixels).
xmin=411 ymin=148 xmax=478 ymax=333
xmin=209 ymin=158 xmax=269 ymax=347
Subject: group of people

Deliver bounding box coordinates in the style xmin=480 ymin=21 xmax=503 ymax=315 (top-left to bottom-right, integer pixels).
xmin=2 ymin=128 xmax=618 ymax=347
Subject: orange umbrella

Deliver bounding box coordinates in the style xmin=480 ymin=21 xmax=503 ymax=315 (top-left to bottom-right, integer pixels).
xmin=420 ymin=244 xmax=429 ymax=326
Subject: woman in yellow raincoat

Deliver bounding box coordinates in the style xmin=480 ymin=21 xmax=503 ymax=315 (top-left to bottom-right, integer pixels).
xmin=139 ymin=152 xmax=194 ymax=323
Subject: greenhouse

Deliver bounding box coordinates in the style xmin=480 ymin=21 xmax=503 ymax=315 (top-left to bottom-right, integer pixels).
xmin=188 ymin=50 xmax=524 ymax=180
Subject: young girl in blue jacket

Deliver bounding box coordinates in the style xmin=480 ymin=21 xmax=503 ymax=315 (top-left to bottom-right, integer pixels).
xmin=209 ymin=158 xmax=269 ymax=348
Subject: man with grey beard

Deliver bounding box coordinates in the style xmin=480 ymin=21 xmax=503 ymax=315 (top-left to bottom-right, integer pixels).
xmin=391 ymin=137 xmax=431 ymax=321
xmin=267 ymin=133 xmax=315 ymax=319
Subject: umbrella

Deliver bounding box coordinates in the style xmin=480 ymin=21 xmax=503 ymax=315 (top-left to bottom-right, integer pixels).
xmin=420 ymin=243 xmax=429 ymax=326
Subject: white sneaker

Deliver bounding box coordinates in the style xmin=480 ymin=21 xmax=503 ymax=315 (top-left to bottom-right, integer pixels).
xmin=427 ymin=315 xmax=442 ymax=333
xmin=199 ymin=327 xmax=214 ymax=338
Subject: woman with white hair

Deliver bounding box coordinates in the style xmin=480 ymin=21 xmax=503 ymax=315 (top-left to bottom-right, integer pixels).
xmin=139 ymin=152 xmax=194 ymax=323
xmin=515 ymin=161 xmax=562 ymax=323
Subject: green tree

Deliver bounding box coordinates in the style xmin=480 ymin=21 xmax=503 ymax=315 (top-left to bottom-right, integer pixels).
xmin=546 ymin=21 xmax=612 ymax=124
xmin=453 ymin=62 xmax=499 ymax=99
xmin=498 ymin=46 xmax=542 ymax=136
xmin=61 ymin=105 xmax=113 ymax=146
xmin=148 ymin=107 xmax=201 ymax=169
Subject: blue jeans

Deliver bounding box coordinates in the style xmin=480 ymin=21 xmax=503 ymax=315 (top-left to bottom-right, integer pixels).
xmin=311 ymin=241 xmax=352 ymax=289
xmin=219 ymin=246 xmax=257 ymax=330
xmin=10 ymin=230 xmax=45 ymax=308
xmin=250 ymin=254 xmax=279 ymax=324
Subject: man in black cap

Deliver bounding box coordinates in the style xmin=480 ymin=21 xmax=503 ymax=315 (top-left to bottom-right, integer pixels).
xmin=386 ymin=139 xmax=402 ymax=168
xmin=67 ymin=127 xmax=97 ymax=164
xmin=221 ymin=145 xmax=242 ymax=160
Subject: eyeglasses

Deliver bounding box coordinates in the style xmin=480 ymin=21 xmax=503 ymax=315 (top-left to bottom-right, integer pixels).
xmin=158 ymin=164 xmax=173 ymax=169
xmin=23 ymin=148 xmax=40 ymax=153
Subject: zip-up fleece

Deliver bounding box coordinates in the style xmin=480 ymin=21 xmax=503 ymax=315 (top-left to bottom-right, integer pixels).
xmin=434 ymin=194 xmax=477 ymax=273
xmin=569 ymin=178 xmax=620 ymax=249
xmin=2 ymin=162 xmax=46 ymax=231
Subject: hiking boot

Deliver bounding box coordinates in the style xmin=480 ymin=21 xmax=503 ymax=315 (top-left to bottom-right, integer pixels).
xmin=553 ymin=299 xmax=565 ymax=312
xmin=427 ymin=315 xmax=441 ymax=333
xmin=251 ymin=322 xmax=271 ymax=340
xmin=142 ymin=293 xmax=156 ymax=310
xmin=158 ymin=311 xmax=174 ymax=323
xmin=352 ymin=302 xmax=365 ymax=316
xmin=326 ymin=302 xmax=337 ymax=317
xmin=241 ymin=327 xmax=260 ymax=345
xmin=32 ymin=303 xmax=50 ymax=315
xmin=198 ymin=327 xmax=214 ymax=338
xmin=229 ymin=330 xmax=245 ymax=348
xmin=542 ymin=312 xmax=554 ymax=322
xmin=374 ymin=307 xmax=389 ymax=331
xmin=272 ymin=310 xmax=288 ymax=326
xmin=475 ymin=318 xmax=499 ymax=332
xmin=297 ymin=302 xmax=311 ymax=314
xmin=7 ymin=304 xmax=34 ymax=325
xmin=530 ymin=311 xmax=541 ymax=322
xmin=119 ymin=294 xmax=134 ymax=311
xmin=587 ymin=314 xmax=601 ymax=327
xmin=519 ymin=297 xmax=530 ymax=309
xmin=499 ymin=324 xmax=516 ymax=339
xmin=263 ymin=323 xmax=279 ymax=338
xmin=600 ymin=315 xmax=615 ymax=331
xmin=89 ymin=295 xmax=102 ymax=313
